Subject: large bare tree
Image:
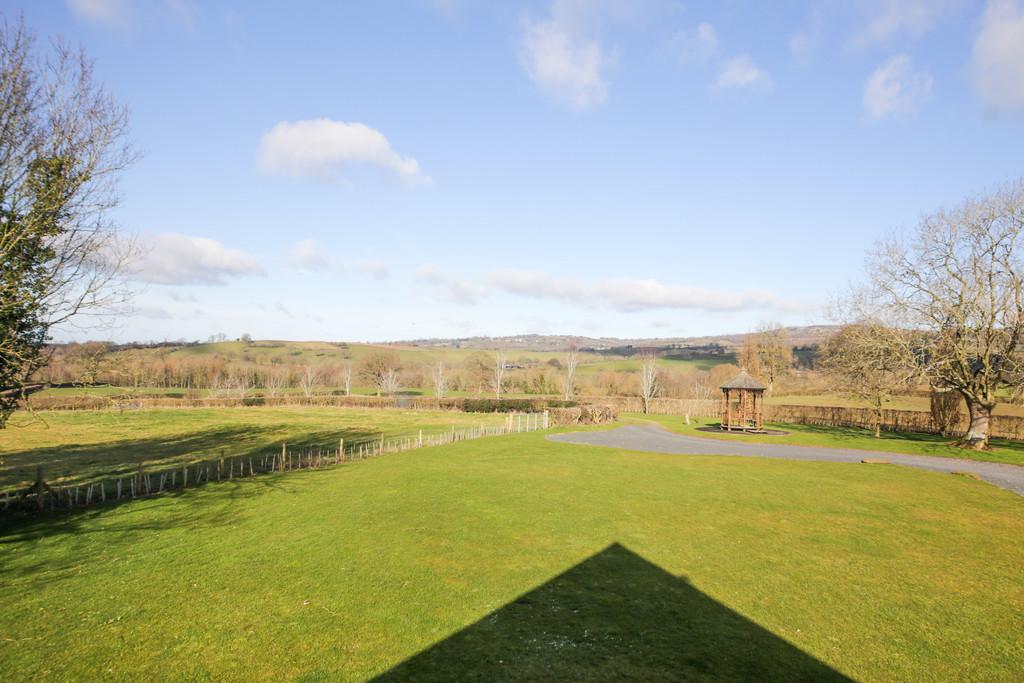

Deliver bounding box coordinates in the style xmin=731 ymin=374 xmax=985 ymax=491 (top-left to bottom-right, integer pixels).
xmin=819 ymin=324 xmax=917 ymax=438
xmin=491 ymin=350 xmax=506 ymax=400
xmin=755 ymin=323 xmax=792 ymax=394
xmin=563 ymin=346 xmax=579 ymax=400
xmin=638 ymin=354 xmax=658 ymax=414
xmin=358 ymin=349 xmax=401 ymax=397
xmin=430 ymin=360 xmax=448 ymax=399
xmin=298 ymin=365 xmax=318 ymax=398
xmin=0 ymin=20 xmax=135 ymax=427
xmin=341 ymin=364 xmax=353 ymax=396
xmin=842 ymin=180 xmax=1024 ymax=449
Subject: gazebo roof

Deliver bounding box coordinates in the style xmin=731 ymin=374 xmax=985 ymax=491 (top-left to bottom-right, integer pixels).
xmin=720 ymin=369 xmax=766 ymax=391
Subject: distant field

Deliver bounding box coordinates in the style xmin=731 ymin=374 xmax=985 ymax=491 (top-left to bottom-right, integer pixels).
xmin=0 ymin=407 xmax=506 ymax=492
xmin=1 ymin=431 xmax=1020 ymax=680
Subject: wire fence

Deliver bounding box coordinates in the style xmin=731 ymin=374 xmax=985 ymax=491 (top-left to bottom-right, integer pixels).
xmin=2 ymin=412 xmax=550 ymax=516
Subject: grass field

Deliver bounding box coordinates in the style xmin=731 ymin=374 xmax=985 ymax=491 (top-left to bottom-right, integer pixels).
xmin=626 ymin=413 xmax=1024 ymax=466
xmin=1 ymin=430 xmax=1021 ymax=681
xmin=0 ymin=407 xmax=506 ymax=492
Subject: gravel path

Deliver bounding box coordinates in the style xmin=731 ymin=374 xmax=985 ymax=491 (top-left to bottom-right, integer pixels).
xmin=548 ymin=424 xmax=1024 ymax=496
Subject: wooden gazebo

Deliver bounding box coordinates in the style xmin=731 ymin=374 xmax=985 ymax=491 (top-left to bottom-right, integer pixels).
xmin=720 ymin=370 xmax=766 ymax=432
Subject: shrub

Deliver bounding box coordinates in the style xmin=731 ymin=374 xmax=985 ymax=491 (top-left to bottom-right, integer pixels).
xmin=462 ymin=398 xmax=541 ymax=413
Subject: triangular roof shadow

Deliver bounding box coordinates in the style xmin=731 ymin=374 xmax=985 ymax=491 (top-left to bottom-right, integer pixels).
xmin=374 ymin=543 xmax=851 ymax=681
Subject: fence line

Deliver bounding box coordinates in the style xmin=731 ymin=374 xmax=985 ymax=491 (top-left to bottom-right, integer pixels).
xmin=2 ymin=412 xmax=550 ymax=516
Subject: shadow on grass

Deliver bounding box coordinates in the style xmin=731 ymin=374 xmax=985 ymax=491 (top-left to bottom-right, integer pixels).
xmin=373 ymin=543 xmax=851 ymax=682
xmin=0 ymin=468 xmax=335 ymax=585
xmin=0 ymin=425 xmax=390 ymax=490
xmin=768 ymin=422 xmax=1024 ymax=454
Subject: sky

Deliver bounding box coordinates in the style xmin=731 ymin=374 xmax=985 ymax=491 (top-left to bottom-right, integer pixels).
xmin=10 ymin=0 xmax=1024 ymax=343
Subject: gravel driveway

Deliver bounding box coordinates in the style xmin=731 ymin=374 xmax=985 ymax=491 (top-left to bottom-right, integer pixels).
xmin=548 ymin=424 xmax=1024 ymax=496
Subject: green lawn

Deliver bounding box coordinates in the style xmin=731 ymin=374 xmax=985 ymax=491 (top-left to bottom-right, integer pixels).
xmin=624 ymin=413 xmax=1024 ymax=466
xmin=0 ymin=407 xmax=506 ymax=492
xmin=0 ymin=430 xmax=1021 ymax=680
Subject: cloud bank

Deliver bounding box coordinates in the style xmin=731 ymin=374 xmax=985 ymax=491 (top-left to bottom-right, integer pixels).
xmin=971 ymin=0 xmax=1024 ymax=114
xmin=415 ymin=265 xmax=808 ymax=314
xmin=259 ymin=119 xmax=427 ymax=183
xmin=131 ymin=233 xmax=264 ymax=285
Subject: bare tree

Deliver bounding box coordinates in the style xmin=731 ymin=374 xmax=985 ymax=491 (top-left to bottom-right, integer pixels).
xmin=563 ymin=347 xmax=579 ymax=400
xmin=841 ymin=181 xmax=1024 ymax=449
xmin=299 ymin=366 xmax=318 ymax=398
xmin=491 ymin=350 xmax=506 ymax=400
xmin=819 ymin=324 xmax=917 ymax=438
xmin=380 ymin=367 xmax=401 ymax=396
xmin=341 ymin=364 xmax=353 ymax=396
xmin=233 ymin=372 xmax=253 ymax=400
xmin=638 ymin=354 xmax=658 ymax=414
xmin=690 ymin=376 xmax=715 ymax=403
xmin=0 ymin=21 xmax=137 ymax=427
xmin=264 ymin=370 xmax=286 ymax=398
xmin=209 ymin=373 xmax=234 ymax=398
xmin=738 ymin=334 xmax=761 ymax=378
xmin=755 ymin=323 xmax=792 ymax=394
xmin=430 ymin=360 xmax=448 ymax=399
xmin=358 ymin=349 xmax=401 ymax=397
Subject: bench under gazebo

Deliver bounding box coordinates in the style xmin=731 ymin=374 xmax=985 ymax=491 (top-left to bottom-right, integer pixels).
xmin=720 ymin=370 xmax=766 ymax=432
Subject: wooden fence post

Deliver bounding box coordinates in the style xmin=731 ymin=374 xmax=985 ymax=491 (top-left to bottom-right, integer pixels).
xmin=281 ymin=443 xmax=286 ymax=472
xmin=339 ymin=438 xmax=344 ymax=463
xmin=34 ymin=466 xmax=46 ymax=511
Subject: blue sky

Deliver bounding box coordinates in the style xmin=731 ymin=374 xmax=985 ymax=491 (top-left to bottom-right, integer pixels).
xmin=13 ymin=0 xmax=1024 ymax=342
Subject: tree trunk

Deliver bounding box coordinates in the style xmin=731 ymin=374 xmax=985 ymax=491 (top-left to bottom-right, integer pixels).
xmin=641 ymin=396 xmax=649 ymax=414
xmin=961 ymin=400 xmax=992 ymax=450
xmin=874 ymin=401 xmax=882 ymax=438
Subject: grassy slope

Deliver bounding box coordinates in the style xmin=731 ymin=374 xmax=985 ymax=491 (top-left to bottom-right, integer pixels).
xmin=0 ymin=408 xmax=505 ymax=491
xmin=626 ymin=413 xmax=1024 ymax=466
xmin=0 ymin=432 xmax=1021 ymax=681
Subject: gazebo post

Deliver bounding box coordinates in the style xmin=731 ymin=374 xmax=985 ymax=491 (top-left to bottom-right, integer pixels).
xmin=725 ymin=388 xmax=732 ymax=430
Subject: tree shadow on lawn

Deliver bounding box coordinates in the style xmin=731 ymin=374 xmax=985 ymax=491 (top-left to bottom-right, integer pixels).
xmin=0 ymin=425 xmax=390 ymax=490
xmin=771 ymin=422 xmax=1024 ymax=455
xmin=0 ymin=469 xmax=328 ymax=586
xmin=372 ymin=543 xmax=851 ymax=682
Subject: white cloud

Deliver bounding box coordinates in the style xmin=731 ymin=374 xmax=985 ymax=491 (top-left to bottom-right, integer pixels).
xmin=520 ymin=1 xmax=617 ymax=110
xmin=67 ymin=0 xmax=131 ymax=26
xmin=714 ymin=55 xmax=773 ymax=91
xmin=355 ymin=259 xmax=390 ymax=280
xmin=485 ymin=269 xmax=806 ymax=314
xmin=854 ymin=0 xmax=964 ymax=45
xmin=672 ymin=22 xmax=718 ymax=64
xmin=259 ymin=119 xmax=427 ymax=184
xmin=131 ymin=305 xmax=173 ymax=320
xmin=289 ymin=239 xmax=329 ymax=271
xmin=863 ymin=54 xmax=933 ymax=119
xmin=789 ymin=8 xmax=824 ymax=59
xmin=971 ymin=0 xmax=1024 ymax=114
xmin=131 ymin=233 xmax=264 ymax=285
xmin=415 ymin=263 xmax=482 ymax=304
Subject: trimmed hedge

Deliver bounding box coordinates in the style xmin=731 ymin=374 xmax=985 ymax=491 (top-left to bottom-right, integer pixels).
xmin=462 ymin=398 xmax=580 ymax=413
xmin=463 ymin=399 xmax=540 ymax=413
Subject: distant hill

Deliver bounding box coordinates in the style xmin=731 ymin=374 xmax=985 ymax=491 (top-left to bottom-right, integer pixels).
xmin=394 ymin=325 xmax=837 ymax=353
